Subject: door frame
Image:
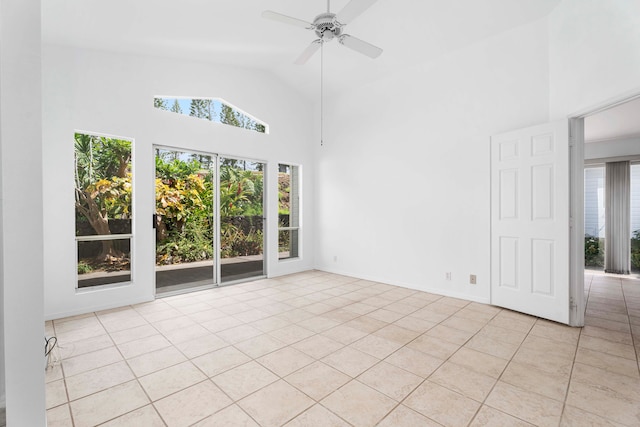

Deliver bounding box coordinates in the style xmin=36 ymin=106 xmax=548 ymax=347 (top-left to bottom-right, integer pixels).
xmin=568 ymin=90 xmax=640 ymax=326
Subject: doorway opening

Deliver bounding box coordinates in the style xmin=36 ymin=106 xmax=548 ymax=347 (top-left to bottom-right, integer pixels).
xmin=570 ymin=93 xmax=640 ymax=326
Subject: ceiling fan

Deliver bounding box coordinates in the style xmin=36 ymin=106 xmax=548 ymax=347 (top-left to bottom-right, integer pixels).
xmin=262 ymin=0 xmax=383 ymax=64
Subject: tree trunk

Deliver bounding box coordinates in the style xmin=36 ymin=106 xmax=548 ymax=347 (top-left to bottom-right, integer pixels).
xmin=117 ymin=156 xmax=130 ymax=178
xmin=76 ymin=188 xmax=123 ymax=261
xmin=156 ymin=215 xmax=167 ymax=242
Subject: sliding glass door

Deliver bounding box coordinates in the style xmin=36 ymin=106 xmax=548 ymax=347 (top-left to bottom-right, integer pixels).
xmin=154 ymin=150 xmax=266 ymax=295
xmin=155 ymin=148 xmax=216 ymax=294
xmin=219 ymin=158 xmax=265 ymax=283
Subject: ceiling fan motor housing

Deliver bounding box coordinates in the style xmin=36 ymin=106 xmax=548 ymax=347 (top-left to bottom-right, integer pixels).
xmin=313 ymin=13 xmax=342 ymax=41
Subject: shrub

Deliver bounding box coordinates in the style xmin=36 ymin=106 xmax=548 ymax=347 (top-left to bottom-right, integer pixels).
xmin=77 ymin=261 xmax=93 ymax=275
xmin=156 ymin=217 xmax=213 ymax=265
xmin=632 ymin=230 xmax=640 ymax=270
xmin=585 ymin=235 xmax=604 ymax=267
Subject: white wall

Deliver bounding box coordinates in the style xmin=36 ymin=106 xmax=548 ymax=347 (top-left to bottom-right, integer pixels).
xmin=0 ymin=0 xmax=46 ymax=424
xmin=314 ymin=18 xmax=551 ymax=302
xmin=549 ymin=0 xmax=640 ymax=118
xmin=42 ymin=46 xmax=315 ymax=319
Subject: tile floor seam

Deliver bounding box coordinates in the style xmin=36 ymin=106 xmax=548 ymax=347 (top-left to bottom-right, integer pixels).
xmin=359 ymin=391 xmax=405 ymax=427
xmin=558 ymin=308 xmax=583 ymax=427
xmin=148 ymin=403 xmax=169 ymax=427
xmin=315 ymin=402 xmax=356 ymax=427
xmin=622 ymin=281 xmax=640 ymax=373
xmin=47 ymin=271 xmax=640 ymax=427
xmin=322 ymin=378 xmax=398 ymax=427
xmin=69 ymin=379 xmax=148 ymax=427
xmin=463 ymin=315 xmax=538 ymax=427
xmin=158 ymin=378 xmax=233 ymax=426
xmin=575 ymin=273 xmax=640 ymax=426
xmin=379 ymin=306 xmax=505 ymax=426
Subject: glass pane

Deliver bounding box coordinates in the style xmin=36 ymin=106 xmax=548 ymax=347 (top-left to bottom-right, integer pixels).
xmin=631 ymin=164 xmax=640 ymax=272
xmin=279 ymin=229 xmax=299 ymax=260
xmin=220 ymin=158 xmax=264 ymax=282
xmin=153 ymin=97 xmax=267 ymax=133
xmin=278 ymin=164 xmax=300 ymax=260
xmin=74 ymin=133 xmax=132 ymax=236
xmin=584 ymin=167 xmax=605 ymax=269
xmin=155 ymin=149 xmax=215 ymax=294
xmin=78 ymin=239 xmax=131 ymax=288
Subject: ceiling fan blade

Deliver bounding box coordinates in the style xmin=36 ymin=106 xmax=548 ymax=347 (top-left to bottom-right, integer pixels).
xmin=262 ymin=10 xmax=314 ymax=29
xmin=338 ymin=34 xmax=383 ymax=59
xmin=294 ymin=40 xmax=322 ymax=65
xmin=335 ymin=0 xmax=378 ymax=25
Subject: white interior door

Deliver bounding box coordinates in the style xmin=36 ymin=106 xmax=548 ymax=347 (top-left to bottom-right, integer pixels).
xmin=491 ymin=120 xmax=570 ymax=324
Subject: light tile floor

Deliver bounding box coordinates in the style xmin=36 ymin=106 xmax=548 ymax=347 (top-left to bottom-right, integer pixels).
xmin=45 ymin=271 xmax=640 ymax=426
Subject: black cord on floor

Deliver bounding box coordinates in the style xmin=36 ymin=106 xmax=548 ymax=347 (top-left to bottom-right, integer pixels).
xmin=45 ymin=336 xmax=57 ymax=356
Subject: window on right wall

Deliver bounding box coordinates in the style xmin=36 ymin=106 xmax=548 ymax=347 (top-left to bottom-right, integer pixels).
xmin=631 ymin=163 xmax=640 ymax=273
xmin=278 ymin=164 xmax=300 ymax=260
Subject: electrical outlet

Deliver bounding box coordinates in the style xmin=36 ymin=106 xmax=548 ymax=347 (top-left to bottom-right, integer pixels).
xmin=470 ymin=274 xmax=477 ymax=285
xmin=333 ymin=255 xmax=338 ymax=262
xmin=446 ymin=272 xmax=452 ymax=281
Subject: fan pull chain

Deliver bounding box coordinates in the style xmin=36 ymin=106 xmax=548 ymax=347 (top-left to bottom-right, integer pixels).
xmin=320 ymin=41 xmax=324 ymax=147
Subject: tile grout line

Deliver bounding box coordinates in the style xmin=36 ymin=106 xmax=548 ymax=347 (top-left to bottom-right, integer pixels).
xmin=620 ymin=277 xmax=640 ymax=378
xmin=47 ymin=271 xmax=640 ymax=426
xmin=462 ymin=311 xmax=537 ymax=427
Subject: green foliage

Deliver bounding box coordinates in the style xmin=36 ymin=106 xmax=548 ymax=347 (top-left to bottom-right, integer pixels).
xmin=219 ymin=165 xmax=263 ymax=218
xmin=77 ymin=261 xmax=93 ymax=275
xmin=156 ymin=217 xmax=214 ymax=264
xmin=75 ymin=133 xmax=132 ymax=231
xmin=278 ymin=229 xmax=291 ymax=254
xmin=219 ymin=104 xmax=241 ymax=127
xmin=87 ymin=175 xmax=133 ymax=219
xmin=220 ymin=225 xmax=263 ymax=258
xmin=632 ymin=230 xmax=640 ymax=270
xmin=154 ymin=97 xmax=168 ymax=110
xmin=75 ymin=133 xmax=132 ymax=184
xmin=189 ymin=99 xmax=213 ymax=120
xmin=219 ymin=103 xmax=265 ymax=133
xmin=170 ymin=99 xmax=183 ymax=114
xmin=75 ymin=133 xmax=133 ymax=266
xmin=156 ymin=97 xmax=265 ymax=133
xmin=155 ymin=155 xmax=265 ymax=264
xmin=584 ymin=235 xmax=604 ymax=267
xmin=155 ymin=155 xmax=203 ymax=181
xmin=278 ymin=171 xmax=291 ymax=215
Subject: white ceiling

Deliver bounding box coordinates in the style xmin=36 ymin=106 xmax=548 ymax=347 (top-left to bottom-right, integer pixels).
xmin=42 ymin=0 xmax=562 ymax=100
xmin=42 ymin=1 xmax=640 ymax=142
xmin=584 ymin=96 xmax=640 ymax=143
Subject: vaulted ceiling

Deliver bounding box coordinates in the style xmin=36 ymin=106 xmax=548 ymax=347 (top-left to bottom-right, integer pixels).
xmin=43 ymin=1 xmax=640 ymax=142
xmin=42 ymin=0 xmax=561 ymax=100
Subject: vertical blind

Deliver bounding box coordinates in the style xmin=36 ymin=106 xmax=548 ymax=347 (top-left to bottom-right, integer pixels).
xmin=605 ymin=161 xmax=630 ymax=274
